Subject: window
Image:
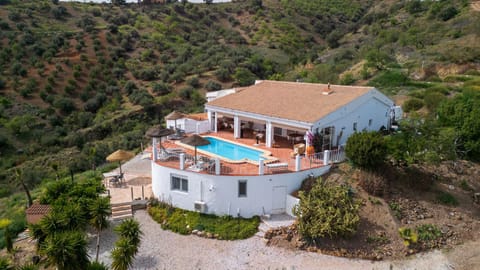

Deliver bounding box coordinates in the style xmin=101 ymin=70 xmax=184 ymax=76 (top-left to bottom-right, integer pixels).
xmin=368 ymin=119 xmax=372 ymax=126
xmin=238 ymin=180 xmax=247 ymax=197
xmin=171 ymin=174 xmax=188 ymax=192
xmin=353 ymin=122 xmax=357 ymax=132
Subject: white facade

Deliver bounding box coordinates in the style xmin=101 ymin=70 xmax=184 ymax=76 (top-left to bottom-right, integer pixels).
xmin=152 ymin=162 xmax=330 ymax=218
xmin=311 ymin=89 xmax=395 ymax=146
xmin=166 ymin=117 xmax=210 ymax=134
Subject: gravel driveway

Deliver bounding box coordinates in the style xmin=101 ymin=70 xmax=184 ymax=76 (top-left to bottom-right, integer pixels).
xmin=88 ymin=211 xmax=468 ymax=270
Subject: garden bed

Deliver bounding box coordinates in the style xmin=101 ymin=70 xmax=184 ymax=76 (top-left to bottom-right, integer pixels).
xmin=147 ymin=200 xmax=259 ymax=240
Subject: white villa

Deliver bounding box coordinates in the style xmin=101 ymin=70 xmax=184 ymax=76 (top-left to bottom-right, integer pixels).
xmin=151 ymin=80 xmax=401 ymax=217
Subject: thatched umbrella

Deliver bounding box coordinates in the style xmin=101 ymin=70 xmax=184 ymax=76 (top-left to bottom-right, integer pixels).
xmin=165 ymin=111 xmax=185 ymax=130
xmin=181 ymin=135 xmax=210 ymax=164
xmin=146 ymin=126 xmax=175 ymax=161
xmin=106 ymin=150 xmax=135 ymax=175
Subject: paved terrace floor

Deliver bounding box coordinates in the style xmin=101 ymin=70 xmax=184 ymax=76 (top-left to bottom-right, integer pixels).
xmin=154 ymin=130 xmax=325 ymax=176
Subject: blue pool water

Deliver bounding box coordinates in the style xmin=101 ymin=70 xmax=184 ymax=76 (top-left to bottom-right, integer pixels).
xmin=197 ymin=137 xmax=264 ymax=161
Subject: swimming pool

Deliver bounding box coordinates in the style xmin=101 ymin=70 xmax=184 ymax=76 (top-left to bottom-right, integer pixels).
xmin=197 ymin=137 xmax=266 ymax=162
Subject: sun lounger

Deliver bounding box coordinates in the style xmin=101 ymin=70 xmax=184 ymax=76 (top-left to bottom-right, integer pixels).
xmin=266 ymin=162 xmax=289 ymax=172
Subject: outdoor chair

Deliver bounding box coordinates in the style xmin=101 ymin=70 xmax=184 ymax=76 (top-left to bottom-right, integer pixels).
xmin=290 ymin=143 xmax=305 ymax=158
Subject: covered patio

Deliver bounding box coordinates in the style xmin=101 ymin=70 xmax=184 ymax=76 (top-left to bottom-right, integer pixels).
xmin=206 ymin=111 xmax=309 ymax=149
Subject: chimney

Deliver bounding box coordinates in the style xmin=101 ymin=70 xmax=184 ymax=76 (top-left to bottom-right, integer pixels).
xmin=322 ymin=82 xmax=333 ymax=95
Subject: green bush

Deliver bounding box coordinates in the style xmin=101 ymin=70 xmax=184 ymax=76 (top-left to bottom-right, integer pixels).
xmin=436 ymin=191 xmax=458 ymax=206
xmin=152 ymin=82 xmax=171 ymax=95
xmin=293 ymin=180 xmax=360 ymax=240
xmin=368 ymin=70 xmax=409 ymax=88
xmin=402 ymin=98 xmax=424 ymax=113
xmin=205 ymin=80 xmax=222 ymax=91
xmin=398 ymin=227 xmax=418 ymax=247
xmin=416 ymin=224 xmax=442 ymax=241
xmin=345 ymin=131 xmax=387 ymax=169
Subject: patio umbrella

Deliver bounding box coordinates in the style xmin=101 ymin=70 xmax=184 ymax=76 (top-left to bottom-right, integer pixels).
xmin=106 ymin=150 xmax=135 ymax=175
xmin=165 ymin=111 xmax=185 ymax=130
xmin=145 ymin=126 xmax=175 ymax=152
xmin=180 ymin=135 xmax=210 ymax=164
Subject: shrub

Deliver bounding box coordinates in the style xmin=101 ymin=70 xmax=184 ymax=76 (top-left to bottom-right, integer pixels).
xmin=345 ymin=131 xmax=387 ymax=169
xmin=152 ymin=82 xmax=171 ymax=95
xmin=398 ymin=227 xmax=418 ymax=247
xmin=187 ymin=76 xmax=200 ymax=88
xmin=54 ymin=97 xmax=75 ymax=114
xmin=233 ymin=67 xmax=256 ymax=86
xmin=215 ymin=68 xmax=231 ymax=82
xmin=294 ymin=180 xmax=360 ymax=240
xmin=416 ymin=224 xmax=442 ymax=242
xmin=205 ymin=80 xmax=222 ymax=91
xmin=368 ymin=70 xmax=409 ymax=88
xmin=402 ymin=97 xmax=424 ymax=113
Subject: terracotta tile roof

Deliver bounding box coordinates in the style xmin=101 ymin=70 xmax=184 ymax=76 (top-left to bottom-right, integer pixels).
xmin=185 ymin=112 xmax=208 ymax=121
xmin=26 ymin=203 xmax=51 ymax=224
xmin=26 ymin=203 xmax=51 ymax=215
xmin=206 ymin=80 xmax=375 ymax=123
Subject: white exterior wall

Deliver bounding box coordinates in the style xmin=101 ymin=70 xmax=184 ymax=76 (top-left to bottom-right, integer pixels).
xmin=312 ymin=89 xmax=394 ymax=146
xmin=166 ymin=118 xmax=210 ymax=134
xmin=285 ymin=194 xmax=300 ymax=216
xmin=151 ymin=162 xmax=330 ymax=218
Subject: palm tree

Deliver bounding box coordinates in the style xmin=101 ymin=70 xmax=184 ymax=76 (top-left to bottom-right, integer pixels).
xmin=43 ymin=231 xmax=90 ymax=270
xmin=111 ymin=219 xmax=142 ymax=270
xmin=89 ymin=197 xmax=111 ymax=262
xmin=110 ymin=238 xmax=137 ymax=270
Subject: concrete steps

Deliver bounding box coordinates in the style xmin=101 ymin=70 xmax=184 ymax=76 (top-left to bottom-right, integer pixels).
xmin=111 ymin=202 xmax=133 ymax=221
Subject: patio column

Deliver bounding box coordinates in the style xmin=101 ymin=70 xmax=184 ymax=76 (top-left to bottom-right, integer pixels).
xmin=304 ymin=131 xmax=310 ymax=148
xmin=152 ymin=137 xmax=158 ymax=162
xmin=214 ymin=111 xmax=218 ymax=132
xmin=265 ymin=121 xmax=273 ymax=148
xmin=233 ymin=115 xmax=241 ymax=139
xmin=207 ymin=110 xmax=213 ymax=131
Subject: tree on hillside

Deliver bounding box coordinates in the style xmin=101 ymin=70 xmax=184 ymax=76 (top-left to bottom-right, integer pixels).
xmin=437 ymin=90 xmax=480 ymax=160
xmin=233 ymin=67 xmax=256 ymax=87
xmin=345 ymin=131 xmax=387 ymax=169
xmin=90 ymin=197 xmax=111 ymax=262
xmin=15 ymin=169 xmax=33 ymax=207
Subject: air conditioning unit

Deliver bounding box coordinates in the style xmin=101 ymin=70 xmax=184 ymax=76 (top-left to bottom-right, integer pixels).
xmin=194 ymin=201 xmax=207 ymax=213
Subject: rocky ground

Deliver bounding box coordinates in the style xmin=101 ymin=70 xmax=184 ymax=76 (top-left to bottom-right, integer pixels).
xmin=264 ymin=161 xmax=480 ymax=261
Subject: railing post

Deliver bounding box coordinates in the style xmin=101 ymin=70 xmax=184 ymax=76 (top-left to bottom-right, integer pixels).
xmin=215 ymin=158 xmax=220 ymax=175
xmin=259 ymin=159 xmax=264 ymax=175
xmin=295 ymin=154 xmax=301 ymax=171
xmin=323 ymin=150 xmax=330 ymax=165
xmin=179 ymin=153 xmax=185 ymax=170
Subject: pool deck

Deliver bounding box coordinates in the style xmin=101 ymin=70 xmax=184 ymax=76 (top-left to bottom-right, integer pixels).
xmin=152 ymin=131 xmax=325 ymax=176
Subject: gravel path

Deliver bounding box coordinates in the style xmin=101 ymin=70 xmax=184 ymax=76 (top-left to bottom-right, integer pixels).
xmin=88 ymin=211 xmax=470 ymax=270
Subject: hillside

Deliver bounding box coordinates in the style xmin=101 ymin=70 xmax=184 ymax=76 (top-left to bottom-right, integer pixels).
xmin=0 ymin=0 xmax=479 ymax=227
